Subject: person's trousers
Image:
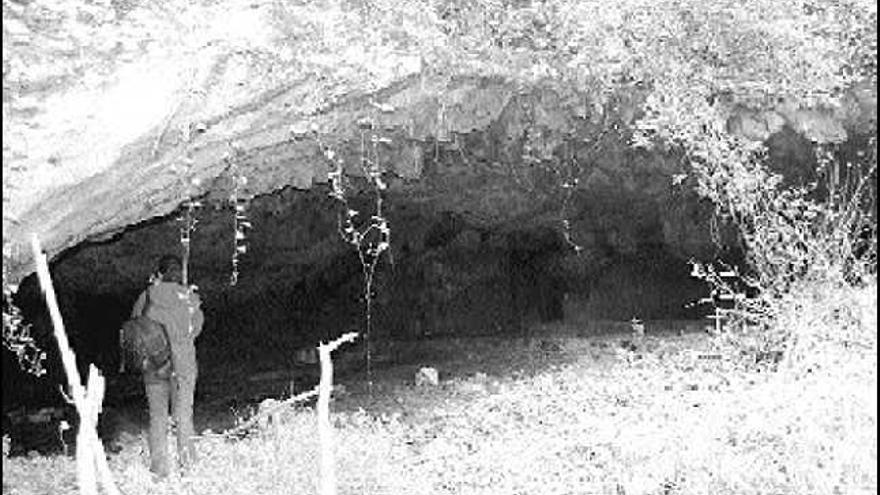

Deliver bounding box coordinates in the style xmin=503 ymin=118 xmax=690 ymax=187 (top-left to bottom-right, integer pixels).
xmin=144 ymin=377 xmax=171 ymax=477
xmin=144 ymin=372 xmax=197 ymax=476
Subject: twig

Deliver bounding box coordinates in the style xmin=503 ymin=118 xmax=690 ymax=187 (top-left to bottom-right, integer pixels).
xmin=31 ymin=235 xmax=121 ymax=495
xmin=222 ymin=386 xmax=321 ymax=438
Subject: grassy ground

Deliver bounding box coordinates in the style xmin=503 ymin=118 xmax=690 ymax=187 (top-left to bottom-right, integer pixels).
xmin=3 ymin=285 xmax=876 ymax=495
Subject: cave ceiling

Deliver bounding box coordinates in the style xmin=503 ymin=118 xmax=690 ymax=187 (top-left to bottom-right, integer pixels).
xmin=2 ymin=0 xmax=876 ymax=292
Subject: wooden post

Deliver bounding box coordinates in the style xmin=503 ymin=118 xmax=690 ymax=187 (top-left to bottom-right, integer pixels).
xmin=317 ymin=343 xmax=334 ymax=495
xmin=31 ymin=236 xmax=120 ymax=495
xmin=316 ymin=332 xmax=358 ymax=495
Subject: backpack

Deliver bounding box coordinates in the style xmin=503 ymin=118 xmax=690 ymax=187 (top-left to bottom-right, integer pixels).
xmin=120 ymin=289 xmax=171 ymax=377
xmin=121 ymin=316 xmax=171 ymax=373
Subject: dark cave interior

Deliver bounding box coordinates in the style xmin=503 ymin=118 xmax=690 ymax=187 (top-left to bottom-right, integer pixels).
xmin=4 ymin=188 xmax=718 ymax=423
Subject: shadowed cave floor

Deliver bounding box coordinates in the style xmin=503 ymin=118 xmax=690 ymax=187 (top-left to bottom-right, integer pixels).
xmin=3 ymin=319 xmax=713 ymax=457
xmin=91 ymin=319 xmax=711 ymax=453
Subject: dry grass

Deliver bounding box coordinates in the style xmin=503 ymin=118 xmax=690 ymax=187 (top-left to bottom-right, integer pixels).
xmin=3 ymin=282 xmax=876 ymax=495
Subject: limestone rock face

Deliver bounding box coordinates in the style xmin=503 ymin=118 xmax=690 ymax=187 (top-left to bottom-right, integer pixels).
xmin=3 ymin=0 xmax=875 ymax=287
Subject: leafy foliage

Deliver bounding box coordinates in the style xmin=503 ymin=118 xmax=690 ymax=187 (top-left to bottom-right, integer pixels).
xmin=316 ymin=117 xmax=393 ymax=389
xmin=2 ymin=264 xmax=46 ymax=377
xmin=224 ymin=146 xmax=252 ymax=287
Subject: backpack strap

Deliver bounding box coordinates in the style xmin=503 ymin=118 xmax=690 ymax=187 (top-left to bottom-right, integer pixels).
xmin=118 ymin=323 xmax=125 ymax=374
xmin=142 ymin=282 xmax=153 ymax=316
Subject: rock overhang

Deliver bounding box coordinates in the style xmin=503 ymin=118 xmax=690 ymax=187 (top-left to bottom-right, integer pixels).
xmin=3 ymin=0 xmax=876 ymax=288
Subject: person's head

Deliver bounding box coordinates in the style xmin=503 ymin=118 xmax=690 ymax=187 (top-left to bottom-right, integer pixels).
xmin=156 ymin=255 xmax=183 ymax=283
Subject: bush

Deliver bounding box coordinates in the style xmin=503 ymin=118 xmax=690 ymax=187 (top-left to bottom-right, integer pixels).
xmin=690 ymin=136 xmax=877 ymax=369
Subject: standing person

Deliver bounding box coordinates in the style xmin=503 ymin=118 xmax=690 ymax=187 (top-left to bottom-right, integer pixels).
xmin=130 ymin=254 xmax=204 ymax=477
